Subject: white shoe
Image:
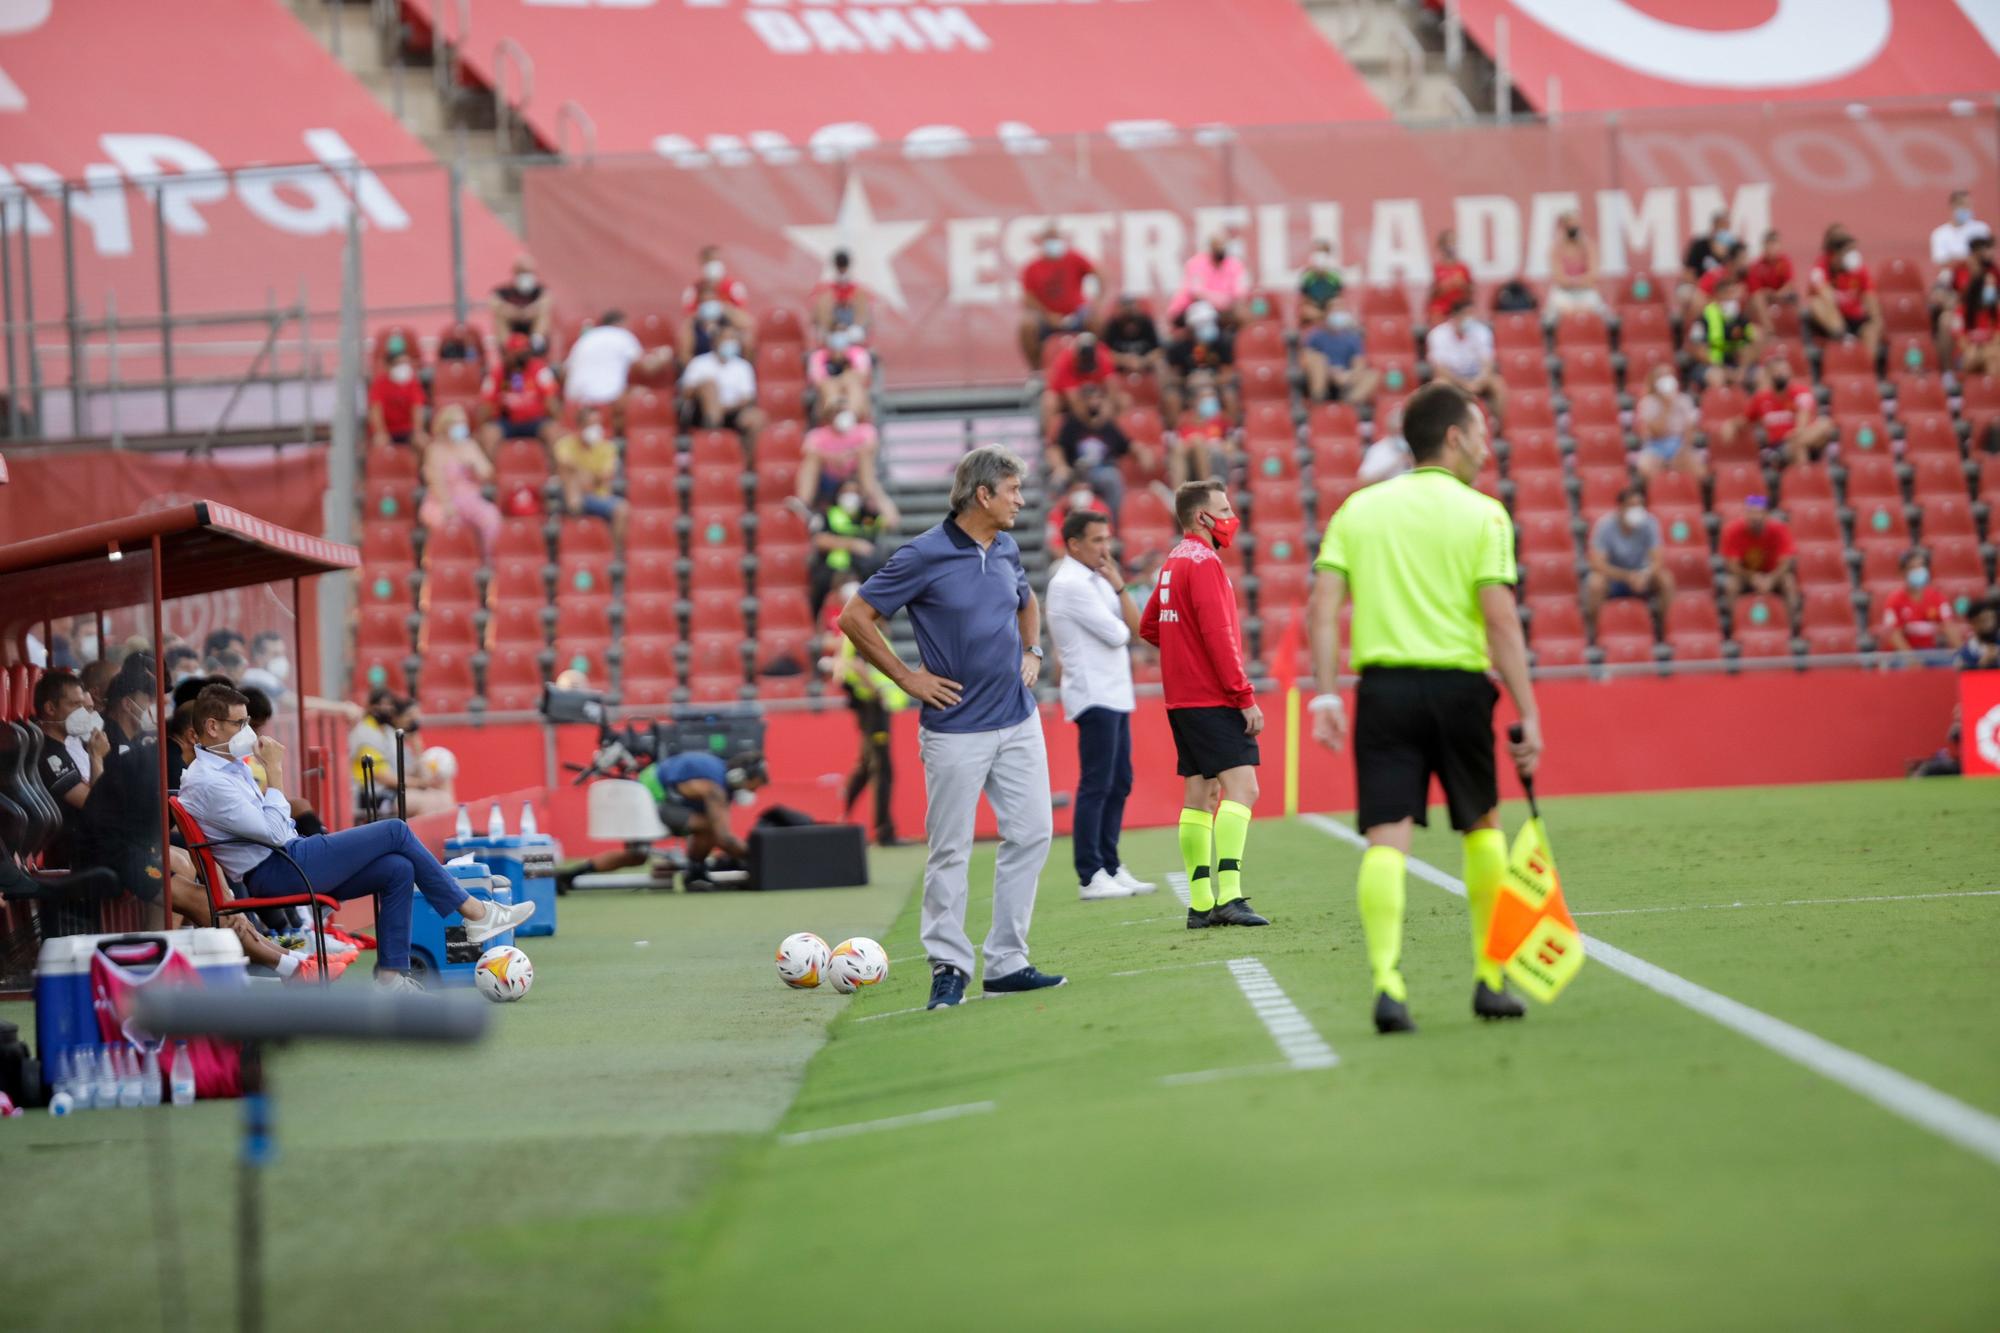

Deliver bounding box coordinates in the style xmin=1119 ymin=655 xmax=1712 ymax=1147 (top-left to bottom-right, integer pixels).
xmin=1079 ymin=869 xmax=1136 ymax=901
xmin=1111 ymin=866 xmax=1158 ymax=895
xmin=374 ymin=972 xmax=426 ymax=995
xmin=463 ymin=899 xmax=536 ymax=944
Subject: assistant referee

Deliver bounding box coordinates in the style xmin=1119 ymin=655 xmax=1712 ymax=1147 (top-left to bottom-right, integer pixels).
xmin=1307 ymin=381 xmax=1543 ymax=1034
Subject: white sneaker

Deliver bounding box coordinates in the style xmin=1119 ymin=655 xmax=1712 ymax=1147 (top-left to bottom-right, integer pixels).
xmin=1111 ymin=866 xmax=1158 ymax=895
xmin=374 ymin=972 xmax=426 ymax=995
xmin=463 ymin=899 xmax=536 ymax=944
xmin=1079 ymin=869 xmax=1136 ymax=901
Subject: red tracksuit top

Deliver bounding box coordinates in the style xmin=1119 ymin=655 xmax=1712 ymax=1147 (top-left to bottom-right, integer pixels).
xmin=1139 ymin=536 xmax=1254 ymax=709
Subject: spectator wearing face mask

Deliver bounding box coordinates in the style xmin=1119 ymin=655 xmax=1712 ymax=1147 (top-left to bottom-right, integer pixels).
xmin=1680 ymin=209 xmax=1735 ymax=320
xmin=1741 ymin=230 xmax=1795 ymax=332
xmin=78 ymin=658 xmax=115 ymax=714
xmin=31 ymin=670 xmax=104 ymax=866
xmin=1045 ymin=477 xmax=1113 ymax=566
xmin=1744 ymin=359 xmax=1832 ymax=466
xmin=808 ymin=487 xmax=888 ymax=618
xmin=681 ymin=243 xmax=749 ymax=313
xmin=1948 ymin=234 xmax=2000 ymax=377
xmin=1017 ymin=224 xmax=1099 ymax=370
xmin=811 ymin=248 xmax=872 ymax=337
xmin=1167 ymin=369 xmax=1232 ymax=489
xmin=679 ymin=279 xmax=756 ymax=364
xmin=1047 ymin=382 xmax=1141 ymax=521
xmin=1718 ymin=495 xmax=1799 ymax=612
xmin=1879 ymin=550 xmax=1963 ymax=657
xmin=1357 ymin=406 xmax=1413 ymax=486
xmin=808 ymin=321 xmax=874 ymax=422
xmin=1043 ymin=332 xmax=1120 ymax=437
xmin=1956 ymin=599 xmax=2000 ymax=671
xmin=1584 ymin=485 xmax=1675 ymax=634
xmin=1426 ymin=229 xmax=1474 ymax=327
xmin=1301 ymin=298 xmax=1379 ymax=406
xmin=420 ymin=405 xmax=501 ymax=558
xmin=1168 ymin=233 xmax=1250 ymax=324
xmin=1808 ymin=226 xmax=1884 ymax=362
xmin=1297 ymin=240 xmax=1344 ymax=326
xmin=1689 ymin=276 xmax=1759 ymax=388
xmin=1424 ymin=299 xmax=1505 ymax=424
xmin=1635 ymin=370 xmax=1702 ymax=480
xmin=565 ymin=309 xmax=671 ymax=413
xmin=679 ymin=332 xmax=762 ymax=438
xmin=1101 ymin=294 xmax=1164 ymax=382
xmin=238 ymin=630 xmax=291 ymax=703
xmin=491 ymin=256 xmax=552 ymax=353
xmin=481 ymin=333 xmax=562 ymax=454
xmin=163 ymin=645 xmax=201 ymax=688
xmin=1546 ymin=212 xmax=1608 ymax=319
xmin=99 ymin=668 xmax=156 ymax=757
xmin=554 ymin=408 xmax=628 ymax=540
xmin=1164 ymin=301 xmax=1238 ymax=425
xmin=1930 ymin=189 xmax=1991 ymax=278
xmin=204 ymin=628 xmax=247 ymax=670
xmin=368 ymin=345 xmax=429 ymax=450
xmin=798 ymin=407 xmax=895 ymax=525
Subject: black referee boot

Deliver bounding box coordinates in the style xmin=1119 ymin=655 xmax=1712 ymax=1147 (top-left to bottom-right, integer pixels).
xmin=1473 ymin=980 xmax=1527 ymax=1021
xmin=1185 ymin=907 xmax=1215 ymax=929
xmin=1373 ymin=991 xmax=1417 ymax=1035
xmin=1208 ymin=897 xmax=1269 ymax=927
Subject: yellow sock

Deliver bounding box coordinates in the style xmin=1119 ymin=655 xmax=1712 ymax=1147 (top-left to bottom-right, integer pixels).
xmin=1356 ymin=845 xmax=1407 ymax=1001
xmin=1212 ymin=800 xmax=1252 ymax=904
xmin=1178 ymin=807 xmax=1215 ymax=912
xmin=1463 ymin=827 xmax=1507 ymax=989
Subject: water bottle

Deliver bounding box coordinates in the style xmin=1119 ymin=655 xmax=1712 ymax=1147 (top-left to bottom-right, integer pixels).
xmin=487 ymin=802 xmax=507 ymax=839
xmin=455 ymin=804 xmax=474 ymax=840
xmin=117 ymin=1047 xmax=143 ymax=1109
xmin=141 ymin=1047 xmax=163 ymax=1108
xmin=54 ymin=1048 xmax=78 ymax=1106
xmin=93 ymin=1045 xmax=119 ymax=1109
xmin=519 ymin=801 xmax=538 ymax=837
xmin=169 ymin=1042 xmax=196 ymax=1107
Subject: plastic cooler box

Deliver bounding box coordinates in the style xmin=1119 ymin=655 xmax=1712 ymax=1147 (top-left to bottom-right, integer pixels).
xmin=406 ymin=861 xmax=517 ymax=987
xmin=35 ymin=929 xmax=247 ymax=1074
xmin=445 ymin=833 xmax=559 ymax=937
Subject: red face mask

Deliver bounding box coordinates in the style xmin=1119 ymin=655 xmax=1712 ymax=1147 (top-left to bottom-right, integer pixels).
xmin=1205 ymin=513 xmax=1240 ymax=550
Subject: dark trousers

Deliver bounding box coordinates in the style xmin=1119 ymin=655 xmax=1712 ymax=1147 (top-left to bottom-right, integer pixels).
xmin=1071 ymin=707 xmax=1133 ymax=882
xmin=245 ymin=818 xmax=467 ymax=973
xmin=842 ymin=690 xmax=896 ymax=840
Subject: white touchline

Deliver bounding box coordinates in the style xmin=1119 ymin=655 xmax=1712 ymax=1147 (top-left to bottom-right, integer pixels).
xmin=778 ymin=1101 xmax=996 ymax=1147
xmin=1108 ymin=959 xmax=1231 ymax=978
xmin=1571 ymin=889 xmax=2000 ymax=919
xmin=1160 ymin=1062 xmax=1296 ymax=1087
xmin=1165 ymin=871 xmax=1192 ymax=907
xmin=1226 ymin=956 xmax=1340 ymax=1071
xmin=854 ymin=993 xmax=995 ymax=1022
xmin=1299 ymin=813 xmax=2000 ymax=1170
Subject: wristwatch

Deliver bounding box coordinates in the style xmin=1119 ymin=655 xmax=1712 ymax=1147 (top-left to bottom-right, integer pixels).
xmin=1025 ymin=645 xmax=1044 ymax=659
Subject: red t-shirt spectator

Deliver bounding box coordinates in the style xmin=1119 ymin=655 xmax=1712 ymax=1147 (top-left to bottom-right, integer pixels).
xmin=1880 ymin=586 xmax=1955 ymax=650
xmin=484 ymin=359 xmax=559 ymax=425
xmin=1046 ymin=343 xmax=1115 ymax=395
xmin=1952 ymin=262 xmax=2000 ymax=340
xmin=1744 ymin=382 xmax=1813 ymax=444
xmin=1747 ymin=254 xmax=1793 ymax=294
xmin=1811 ymin=253 xmax=1874 ymax=322
xmin=1427 ymin=261 xmax=1473 ymax=324
xmin=682 ymin=274 xmax=749 ymax=311
xmin=1021 ymin=251 xmax=1095 ymax=318
xmin=1718 ymin=516 xmax=1794 ymax=572
xmin=368 ymin=371 xmax=427 ymax=439
xmin=814 ymin=277 xmax=862 ymax=309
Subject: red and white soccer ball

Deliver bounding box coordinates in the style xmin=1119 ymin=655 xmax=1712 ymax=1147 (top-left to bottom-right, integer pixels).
xmin=474 ymin=945 xmax=534 ymax=1002
xmin=776 ymin=932 xmax=832 ymax=989
xmin=826 ymin=937 xmax=889 ymax=994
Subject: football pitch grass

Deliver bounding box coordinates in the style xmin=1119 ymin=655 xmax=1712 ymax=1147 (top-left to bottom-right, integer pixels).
xmin=5 ymin=779 xmax=1998 ymax=1330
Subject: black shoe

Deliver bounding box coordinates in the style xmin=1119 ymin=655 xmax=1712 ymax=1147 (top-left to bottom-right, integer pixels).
xmin=1185 ymin=907 xmax=1215 ymax=930
xmin=1208 ymin=897 xmax=1270 ymax=927
xmin=1473 ymin=980 xmax=1527 ymax=1021
xmin=927 ymin=964 xmax=968 ymax=1009
xmin=875 ymin=831 xmax=904 ymax=848
xmin=1373 ymin=991 xmax=1417 ymax=1034
xmin=982 ymin=965 xmax=1067 ymax=994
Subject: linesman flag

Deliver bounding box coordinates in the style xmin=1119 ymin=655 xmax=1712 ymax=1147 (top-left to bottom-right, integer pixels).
xmin=1481 ymin=726 xmax=1585 ymax=1003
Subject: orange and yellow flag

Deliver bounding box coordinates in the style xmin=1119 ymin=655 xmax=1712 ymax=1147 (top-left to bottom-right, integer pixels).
xmin=1481 ymin=817 xmax=1585 ymax=1003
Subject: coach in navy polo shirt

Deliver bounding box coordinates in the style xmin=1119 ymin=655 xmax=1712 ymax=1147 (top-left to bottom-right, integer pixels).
xmin=840 ymin=444 xmax=1064 ymax=1010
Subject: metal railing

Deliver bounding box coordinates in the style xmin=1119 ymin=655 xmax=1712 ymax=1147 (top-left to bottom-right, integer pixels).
xmin=492 ymin=38 xmax=536 ymax=157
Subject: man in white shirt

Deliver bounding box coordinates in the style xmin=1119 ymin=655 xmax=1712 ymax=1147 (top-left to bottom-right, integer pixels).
xmin=1930 ymin=190 xmax=1992 ymax=270
xmin=679 ymin=335 xmax=763 ymax=435
xmin=1423 ymin=298 xmax=1505 ymax=422
xmin=177 ymin=685 xmax=532 ymax=992
xmin=1045 ymin=509 xmax=1156 ymax=901
xmin=564 ymin=309 xmax=672 ymax=409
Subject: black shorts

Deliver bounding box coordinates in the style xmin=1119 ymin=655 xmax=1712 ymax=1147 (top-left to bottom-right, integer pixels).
xmin=1353 ymin=668 xmax=1499 ymax=833
xmin=658 ymin=793 xmax=698 ymax=837
xmin=1168 ymin=705 xmax=1260 ymax=779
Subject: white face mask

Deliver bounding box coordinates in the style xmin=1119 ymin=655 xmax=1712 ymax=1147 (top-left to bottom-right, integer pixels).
xmin=583 ymin=424 xmax=605 ymax=444
xmin=1655 ymin=374 xmax=1677 ymax=396
xmin=448 ymin=421 xmax=470 ymax=442
xmin=838 ymin=491 xmax=863 ymax=516
xmin=1228 ymin=238 xmax=1247 ymax=259
xmin=1721 ymin=299 xmax=1740 ymax=319
xmin=1954 ymin=207 xmax=1973 ymax=226
xmin=1311 ymin=249 xmax=1333 ymax=269
xmin=827 ymin=330 xmax=850 ymax=352
xmin=1041 ymin=238 xmax=1066 ymax=260
xmin=702 ymin=258 xmax=725 ymax=282
xmin=733 ymin=788 xmax=757 ymax=808
xmin=389 ymin=362 xmax=414 ymax=385
xmin=717 ymin=340 xmax=740 ymax=361
xmin=833 ymin=410 xmax=857 ymax=433
xmin=267 ymin=656 xmax=291 ymax=682
xmin=699 ymin=299 xmax=723 ymax=323
xmin=137 ymin=704 xmax=158 ymax=735
xmin=1623 ymin=504 xmax=1646 ymax=528
xmin=63 ymin=708 xmax=96 ymax=739
xmin=514 ymin=271 xmax=537 ymax=294
xmin=77 ymin=634 xmax=99 ymax=661
xmin=1328 ymin=309 xmax=1355 ymax=330
xmin=224 ymin=724 xmax=257 ymax=759
xmin=1842 ymin=248 xmax=1863 ymax=273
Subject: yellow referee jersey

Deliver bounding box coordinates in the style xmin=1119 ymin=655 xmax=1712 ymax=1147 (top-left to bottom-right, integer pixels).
xmin=1314 ymin=467 xmax=1517 ymax=672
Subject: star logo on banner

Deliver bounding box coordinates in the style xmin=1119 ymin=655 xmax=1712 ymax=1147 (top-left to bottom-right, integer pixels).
xmin=783 ymin=176 xmax=927 ymax=315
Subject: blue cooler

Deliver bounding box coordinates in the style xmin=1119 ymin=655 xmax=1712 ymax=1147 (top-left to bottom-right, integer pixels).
xmin=406 ymin=861 xmax=516 ymax=987
xmin=445 ymin=833 xmax=559 ymax=937
xmin=35 ymin=929 xmax=247 ymax=1075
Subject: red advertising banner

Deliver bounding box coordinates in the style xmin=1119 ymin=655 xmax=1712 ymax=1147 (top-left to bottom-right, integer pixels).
xmin=1458 ymin=1 xmax=2000 ymax=114
xmin=522 ymin=101 xmax=2000 ymax=387
xmin=1962 ymin=673 xmax=2000 ymax=777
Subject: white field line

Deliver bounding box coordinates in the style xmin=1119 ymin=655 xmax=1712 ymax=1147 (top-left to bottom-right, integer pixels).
xmin=1225 ymin=957 xmax=1340 ymax=1071
xmin=1572 ymin=889 xmax=2000 ymax=919
xmin=1300 ymin=813 xmax=2000 ymax=1170
xmin=778 ymin=1101 xmax=996 ymax=1147
xmin=1166 ymin=871 xmax=1192 ymax=907
xmin=854 ymin=993 xmax=995 ymax=1022
xmin=1117 ymin=915 xmax=1182 ymax=926
xmin=1159 ymin=1062 xmax=1297 ymax=1088
xmin=1107 ymin=959 xmax=1231 ymax=978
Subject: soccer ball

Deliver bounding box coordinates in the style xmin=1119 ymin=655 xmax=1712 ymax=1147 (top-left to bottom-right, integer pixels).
xmin=775 ymin=932 xmax=832 ymax=989
xmin=826 ymin=937 xmax=889 ymax=994
xmin=474 ymin=945 xmax=534 ymax=1002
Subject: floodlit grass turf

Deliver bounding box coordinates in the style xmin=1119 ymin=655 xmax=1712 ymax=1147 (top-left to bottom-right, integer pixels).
xmin=656 ymin=780 xmax=2000 ymax=1332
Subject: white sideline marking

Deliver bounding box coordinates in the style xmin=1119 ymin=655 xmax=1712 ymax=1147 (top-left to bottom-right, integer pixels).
xmin=854 ymin=993 xmax=994 ymax=1022
xmin=1160 ymin=1062 xmax=1296 ymax=1088
xmin=1225 ymin=957 xmax=1340 ymax=1071
xmin=778 ymin=1101 xmax=996 ymax=1147
xmin=1166 ymin=871 xmax=1192 ymax=907
xmin=1117 ymin=915 xmax=1181 ymax=926
xmin=1107 ymin=959 xmax=1230 ymax=978
xmin=1572 ymin=889 xmax=2000 ymax=919
xmin=1300 ymin=814 xmax=2000 ymax=1169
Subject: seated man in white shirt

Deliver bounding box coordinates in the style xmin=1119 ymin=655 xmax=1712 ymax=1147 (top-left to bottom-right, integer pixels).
xmin=177 ymin=686 xmax=532 ymax=993
xmin=1044 ymin=509 xmax=1156 ymax=902
xmin=563 ymin=309 xmax=673 ymax=412
xmin=1423 ymin=298 xmax=1505 ymax=424
xmin=678 ymin=335 xmax=763 ymax=438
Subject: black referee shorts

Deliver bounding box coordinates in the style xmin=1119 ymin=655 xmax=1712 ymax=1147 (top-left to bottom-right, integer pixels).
xmin=1353 ymin=668 xmax=1499 ymax=833
xmin=1168 ymin=705 xmax=1261 ymax=779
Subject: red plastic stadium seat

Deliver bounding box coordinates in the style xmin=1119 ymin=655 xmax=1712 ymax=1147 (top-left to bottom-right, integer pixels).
xmin=1660 ymin=545 xmax=1711 ymax=594
xmin=754 ymin=502 xmax=809 ymax=550
xmin=761 ymin=382 xmax=806 ymax=423
xmin=357 ymin=604 xmax=409 ymax=654
xmin=1851 ymin=499 xmax=1911 ymax=553
xmin=1370 ymin=356 xmax=1419 ymax=397
xmin=1663 ymin=593 xmax=1722 ymax=662
xmin=1567 ymin=385 xmax=1619 ymax=428
xmin=1510 ymin=471 xmax=1568 ymax=516
xmin=760 ymin=307 xmax=806 ymax=350
xmin=622 ymin=549 xmax=674 ymax=598
xmin=1311 ymin=438 xmax=1363 ymax=481
xmin=416 ymin=648 xmax=476 ymax=713
xmin=1776 ymin=463 xmax=1834 ymax=509
xmin=1249 ymin=479 xmax=1304 ymax=524
xmin=1121 ymin=407 xmax=1165 ymax=447
xmin=619 ymin=637 xmax=678 ymax=706
xmin=1516 ymin=511 xmax=1574 ymax=557
xmin=365 ymin=441 xmax=420 ymax=483
xmin=1529 ymin=600 xmax=1586 ymax=666
xmin=757 ymin=543 xmax=811 ymax=594
xmin=1561 ymin=345 xmax=1615 ymax=388
xmin=1622 ymin=342 xmax=1675 ymax=394
xmin=1794 ymin=543 xmax=1851 ymax=590
xmin=1858 ymin=545 xmax=1906 ymax=601
xmin=1920 ymin=495 xmax=1978 ymax=542
xmin=486 ymin=600 xmax=544 ymax=649
xmin=1594 ymin=600 xmax=1655 ymax=663
xmin=1554 ymin=311 xmax=1610 ymax=350
xmin=688 ymin=588 xmax=746 ymax=636
xmin=1733 ymin=592 xmax=1793 ymax=639
xmin=351 ymin=652 xmax=409 ymax=703
xmin=556 ymin=519 xmax=615 ymax=599
xmin=1522 ymin=552 xmax=1579 ymax=598
xmin=495 ymin=440 xmax=549 ymax=493
xmin=483 ymin=647 xmax=545 ymax=712
xmin=626 ymin=388 xmax=675 ymax=427
xmin=1359 ymin=285 xmax=1411 ymax=320
xmin=1243 ymin=401 xmax=1294 ymax=445
xmin=362 ymin=478 xmax=417 ymax=524
xmin=687 ymin=546 xmax=746 ymax=597
xmin=754 ymin=343 xmax=803 ymax=387
xmin=1576 ymin=470 xmax=1626 ymax=524
xmin=1497 ymin=348 xmax=1549 ymax=391
xmin=1801 ymin=586 xmax=1856 ymax=635
xmin=1617 ymin=302 xmax=1673 ymax=345
xmin=1710 ymin=463 xmax=1766 ymax=523
xmin=362 ymin=520 xmax=418 ymax=567
xmin=1493 ymin=312 xmax=1541 ymax=350
xmin=1892 ymin=373 xmax=1947 ymax=415
xmin=1978 ymin=455 xmax=2000 ymax=511
xmin=1898 ymin=413 xmax=1959 ymax=464
xmin=1909 ymin=455 xmax=1968 ymax=503
xmin=420 ymin=602 xmax=478 ymax=652
xmin=1842 ymin=454 xmax=1899 ymax=504
xmin=1881 ymin=290 xmax=1929 ymax=336
xmin=1802 ymin=620 xmax=1859 ymax=655
xmin=685 ymin=673 xmax=742 ymax=703
xmin=1307 ymin=401 xmax=1361 ymax=443
xmin=1507 ymin=389 xmax=1556 ymax=433
xmin=1570 ymin=425 xmax=1627 ymax=475
xmin=626 ymin=427 xmax=677 ymax=473
xmin=1818 ymin=340 xmax=1872 ymax=380
xmin=1878 ymin=256 xmax=1926 ymax=294
xmin=1699 ymin=384 xmax=1748 ymax=425
xmin=423 ymin=520 xmax=485 ymax=573
xmin=690 ymin=429 xmax=744 ymax=468
xmin=622 ymin=469 xmax=673 ymax=516
xmin=551 ymin=638 xmax=611 ymax=685
xmin=755 ymin=419 xmax=805 ymax=465
xmin=1505 ymin=428 xmax=1562 ymax=478
xmin=690 ymin=463 xmax=744 ymax=509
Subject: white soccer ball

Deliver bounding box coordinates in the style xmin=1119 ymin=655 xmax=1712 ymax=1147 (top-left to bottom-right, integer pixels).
xmin=474 ymin=945 xmax=534 ymax=1002
xmin=419 ymin=746 xmax=459 ymax=782
xmin=776 ymin=932 xmax=832 ymax=989
xmin=826 ymin=937 xmax=889 ymax=994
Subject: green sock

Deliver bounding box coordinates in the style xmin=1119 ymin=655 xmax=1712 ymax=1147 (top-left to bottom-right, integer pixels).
xmin=1212 ymin=800 xmax=1252 ymax=904
xmin=1463 ymin=827 xmax=1508 ymax=989
xmin=1178 ymin=807 xmax=1215 ymax=912
xmin=1357 ymin=845 xmax=1408 ymax=1002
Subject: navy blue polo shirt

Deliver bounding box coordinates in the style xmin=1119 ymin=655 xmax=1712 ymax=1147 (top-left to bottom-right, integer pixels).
xmin=858 ymin=515 xmax=1033 ymax=734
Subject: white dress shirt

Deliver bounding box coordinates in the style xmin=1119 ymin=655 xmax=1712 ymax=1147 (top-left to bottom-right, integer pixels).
xmin=1930 ymin=216 xmax=1992 ymax=268
xmin=1425 ymin=318 xmax=1494 ymax=381
xmin=178 ymin=748 xmax=297 ymax=880
xmin=564 ymin=324 xmax=644 ymax=405
xmin=1046 ymin=556 xmax=1135 ymax=722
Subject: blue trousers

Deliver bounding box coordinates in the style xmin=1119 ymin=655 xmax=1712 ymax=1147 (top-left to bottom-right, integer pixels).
xmin=244 ymin=818 xmax=467 ymax=972
xmin=1071 ymin=707 xmax=1133 ymax=882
